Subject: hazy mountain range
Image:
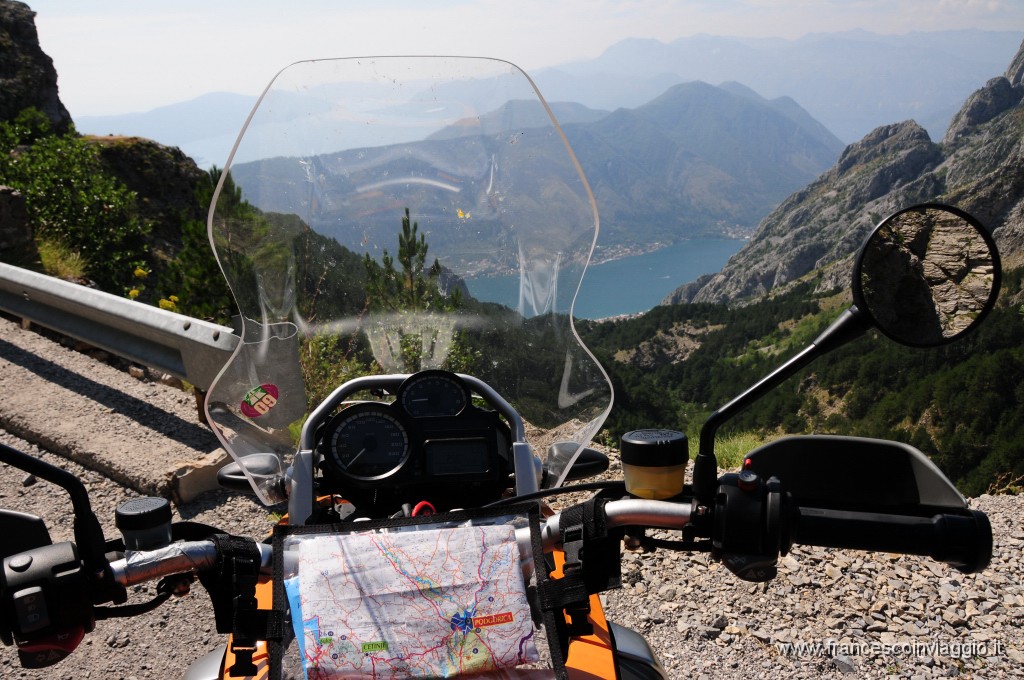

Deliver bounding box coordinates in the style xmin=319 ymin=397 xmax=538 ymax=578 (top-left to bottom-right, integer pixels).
xmin=76 ymin=30 xmax=1022 ymax=169
xmin=534 ymin=30 xmax=1023 ymax=143
xmin=71 ymin=29 xmax=1022 ymax=256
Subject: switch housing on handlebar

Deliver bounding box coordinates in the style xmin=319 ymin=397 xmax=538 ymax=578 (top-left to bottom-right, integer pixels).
xmin=712 ymin=472 xmax=789 ymax=582
xmin=0 ymin=542 xmax=93 ymax=667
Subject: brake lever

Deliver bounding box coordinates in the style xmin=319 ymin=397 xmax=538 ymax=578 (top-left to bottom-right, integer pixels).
xmin=720 ymin=552 xmax=779 ymax=582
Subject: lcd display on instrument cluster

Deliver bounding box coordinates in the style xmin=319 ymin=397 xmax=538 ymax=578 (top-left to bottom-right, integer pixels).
xmin=425 ymin=438 xmax=490 ymax=476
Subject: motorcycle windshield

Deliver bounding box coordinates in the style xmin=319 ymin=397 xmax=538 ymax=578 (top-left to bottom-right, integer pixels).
xmin=205 ymin=57 xmax=613 ymax=505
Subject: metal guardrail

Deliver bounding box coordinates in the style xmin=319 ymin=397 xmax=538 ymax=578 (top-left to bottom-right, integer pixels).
xmin=0 ymin=262 xmax=239 ymax=390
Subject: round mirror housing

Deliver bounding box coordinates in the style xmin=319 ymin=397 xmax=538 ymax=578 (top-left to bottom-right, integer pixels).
xmin=853 ymin=203 xmax=1001 ymax=347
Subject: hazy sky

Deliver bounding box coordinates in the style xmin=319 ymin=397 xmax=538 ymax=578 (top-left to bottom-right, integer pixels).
xmin=26 ymin=0 xmax=1024 ymax=116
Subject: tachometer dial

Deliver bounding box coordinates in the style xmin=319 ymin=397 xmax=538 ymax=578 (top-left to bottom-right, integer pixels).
xmin=397 ymin=370 xmax=470 ymax=418
xmin=322 ymin=404 xmax=410 ymax=481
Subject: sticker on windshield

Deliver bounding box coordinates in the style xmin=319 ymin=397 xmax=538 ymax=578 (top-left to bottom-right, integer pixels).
xmin=240 ymin=383 xmax=279 ymax=418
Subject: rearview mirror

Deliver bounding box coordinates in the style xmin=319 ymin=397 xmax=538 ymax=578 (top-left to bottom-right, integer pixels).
xmin=853 ymin=203 xmax=1000 ymax=347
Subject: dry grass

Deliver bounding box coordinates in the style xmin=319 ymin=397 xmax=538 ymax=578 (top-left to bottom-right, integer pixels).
xmin=36 ymin=236 xmax=88 ymax=281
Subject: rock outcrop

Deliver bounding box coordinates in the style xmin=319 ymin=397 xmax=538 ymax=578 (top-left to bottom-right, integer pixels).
xmin=1006 ymin=37 xmax=1024 ymax=88
xmin=944 ymin=76 xmax=1023 ymax=144
xmin=939 ymin=39 xmax=1024 ymax=268
xmin=0 ymin=0 xmax=72 ymax=131
xmin=0 ymin=184 xmax=36 ymax=266
xmin=89 ymin=136 xmax=209 ymax=250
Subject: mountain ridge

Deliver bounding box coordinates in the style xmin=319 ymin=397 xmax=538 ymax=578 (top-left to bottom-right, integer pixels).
xmin=562 ymin=80 xmax=843 ymax=247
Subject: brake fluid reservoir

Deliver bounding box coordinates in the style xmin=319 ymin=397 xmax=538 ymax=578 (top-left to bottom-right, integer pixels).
xmin=621 ymin=429 xmax=688 ymax=500
xmin=115 ymin=496 xmax=173 ymax=551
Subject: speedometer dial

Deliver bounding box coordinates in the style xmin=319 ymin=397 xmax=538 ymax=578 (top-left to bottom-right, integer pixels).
xmin=397 ymin=370 xmax=470 ymax=418
xmin=322 ymin=404 xmax=410 ymax=481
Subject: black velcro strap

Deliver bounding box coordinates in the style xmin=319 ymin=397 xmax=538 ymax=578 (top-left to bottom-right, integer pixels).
xmin=567 ymin=497 xmax=623 ymax=593
xmin=192 ymin=535 xmax=284 ymax=677
xmin=197 ymin=534 xmax=259 ymax=634
xmin=235 ymin=608 xmax=287 ymax=642
xmin=536 ymin=571 xmax=589 ymax=611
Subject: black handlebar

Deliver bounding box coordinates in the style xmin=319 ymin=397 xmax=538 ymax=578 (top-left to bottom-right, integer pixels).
xmin=791 ymin=506 xmax=992 ymax=574
xmin=0 ymin=485 xmax=994 ymax=671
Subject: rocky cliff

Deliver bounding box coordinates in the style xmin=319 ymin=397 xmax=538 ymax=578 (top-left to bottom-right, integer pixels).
xmin=0 ymin=0 xmax=70 ymax=133
xmin=668 ymin=37 xmax=1024 ymax=305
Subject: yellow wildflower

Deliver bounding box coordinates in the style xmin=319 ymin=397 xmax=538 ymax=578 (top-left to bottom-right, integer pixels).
xmin=133 ymin=266 xmax=149 ymax=279
xmin=128 ymin=289 xmax=140 ymax=299
xmin=158 ymin=298 xmax=177 ymax=311
xmin=169 ymin=295 xmax=179 ymax=303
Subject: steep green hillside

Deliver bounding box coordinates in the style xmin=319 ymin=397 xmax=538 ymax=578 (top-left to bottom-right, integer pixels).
xmin=0 ymin=108 xmax=235 ymax=320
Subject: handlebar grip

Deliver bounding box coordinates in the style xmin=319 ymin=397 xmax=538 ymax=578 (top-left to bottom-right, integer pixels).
xmin=791 ymin=507 xmax=992 ymax=574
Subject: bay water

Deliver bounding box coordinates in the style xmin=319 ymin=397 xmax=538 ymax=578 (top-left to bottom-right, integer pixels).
xmin=465 ymin=238 xmax=744 ymax=320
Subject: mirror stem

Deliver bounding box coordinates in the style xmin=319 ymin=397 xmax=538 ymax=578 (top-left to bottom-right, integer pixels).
xmin=0 ymin=442 xmax=109 ymax=579
xmin=693 ymin=306 xmax=870 ymax=507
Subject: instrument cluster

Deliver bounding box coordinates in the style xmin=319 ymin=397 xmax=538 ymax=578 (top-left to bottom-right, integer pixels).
xmin=314 ymin=371 xmax=513 ymax=500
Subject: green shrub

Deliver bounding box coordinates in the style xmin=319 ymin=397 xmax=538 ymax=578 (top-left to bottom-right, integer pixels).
xmin=0 ymin=108 xmax=148 ymax=290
